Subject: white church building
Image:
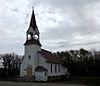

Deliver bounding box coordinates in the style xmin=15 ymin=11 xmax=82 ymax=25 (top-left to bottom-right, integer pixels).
xmin=20 ymin=9 xmax=67 ymax=81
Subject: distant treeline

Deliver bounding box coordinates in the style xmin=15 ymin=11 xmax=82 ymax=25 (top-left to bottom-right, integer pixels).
xmin=55 ymin=48 xmax=100 ymax=77
xmin=0 ymin=53 xmax=22 ymax=77
xmin=0 ymin=48 xmax=100 ymax=77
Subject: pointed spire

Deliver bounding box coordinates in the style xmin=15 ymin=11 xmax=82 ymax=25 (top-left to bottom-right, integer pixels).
xmin=29 ymin=7 xmax=37 ymax=30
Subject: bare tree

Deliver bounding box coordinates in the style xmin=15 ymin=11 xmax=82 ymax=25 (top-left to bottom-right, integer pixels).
xmin=1 ymin=53 xmax=21 ymax=76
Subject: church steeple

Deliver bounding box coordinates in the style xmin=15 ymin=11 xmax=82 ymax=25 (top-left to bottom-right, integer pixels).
xmin=25 ymin=8 xmax=41 ymax=46
xmin=26 ymin=8 xmax=40 ymax=41
xmin=29 ymin=8 xmax=38 ymax=32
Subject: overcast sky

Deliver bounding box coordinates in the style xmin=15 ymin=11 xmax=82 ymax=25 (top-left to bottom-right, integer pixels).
xmin=0 ymin=0 xmax=100 ymax=55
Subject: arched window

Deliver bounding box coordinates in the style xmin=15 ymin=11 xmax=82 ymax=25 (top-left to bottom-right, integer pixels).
xmin=34 ymin=34 xmax=39 ymax=40
xmin=27 ymin=34 xmax=31 ymax=40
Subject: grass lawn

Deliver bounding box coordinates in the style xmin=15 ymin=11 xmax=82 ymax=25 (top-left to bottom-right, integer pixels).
xmin=0 ymin=76 xmax=100 ymax=86
xmin=60 ymin=77 xmax=100 ymax=86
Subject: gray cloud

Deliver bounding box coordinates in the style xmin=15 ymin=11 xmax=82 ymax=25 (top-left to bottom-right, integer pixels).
xmin=0 ymin=0 xmax=100 ymax=54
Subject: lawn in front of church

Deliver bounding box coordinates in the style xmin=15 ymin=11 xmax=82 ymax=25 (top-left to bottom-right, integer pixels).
xmin=59 ymin=77 xmax=100 ymax=86
xmin=0 ymin=77 xmax=100 ymax=86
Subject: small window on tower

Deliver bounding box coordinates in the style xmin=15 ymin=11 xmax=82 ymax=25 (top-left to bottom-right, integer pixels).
xmin=34 ymin=34 xmax=39 ymax=40
xmin=45 ymin=72 xmax=47 ymax=76
xmin=28 ymin=55 xmax=31 ymax=59
xmin=28 ymin=34 xmax=31 ymax=40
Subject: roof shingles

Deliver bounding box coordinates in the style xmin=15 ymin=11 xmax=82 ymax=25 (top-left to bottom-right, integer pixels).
xmin=39 ymin=49 xmax=63 ymax=64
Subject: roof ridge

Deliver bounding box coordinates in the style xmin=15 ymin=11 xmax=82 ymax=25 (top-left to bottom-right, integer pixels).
xmin=41 ymin=49 xmax=52 ymax=54
xmin=40 ymin=49 xmax=63 ymax=64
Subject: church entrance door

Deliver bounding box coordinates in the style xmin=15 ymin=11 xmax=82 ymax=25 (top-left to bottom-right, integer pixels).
xmin=27 ymin=65 xmax=32 ymax=77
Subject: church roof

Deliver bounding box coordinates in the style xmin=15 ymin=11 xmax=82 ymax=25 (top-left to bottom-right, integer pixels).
xmin=39 ymin=49 xmax=63 ymax=64
xmin=24 ymin=39 xmax=42 ymax=46
xmin=35 ymin=66 xmax=47 ymax=72
xmin=29 ymin=9 xmax=37 ymax=30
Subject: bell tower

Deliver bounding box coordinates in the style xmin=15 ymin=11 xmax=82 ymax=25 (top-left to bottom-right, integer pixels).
xmin=26 ymin=8 xmax=40 ymax=41
xmin=24 ymin=8 xmax=41 ymax=46
xmin=20 ymin=8 xmax=42 ymax=78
